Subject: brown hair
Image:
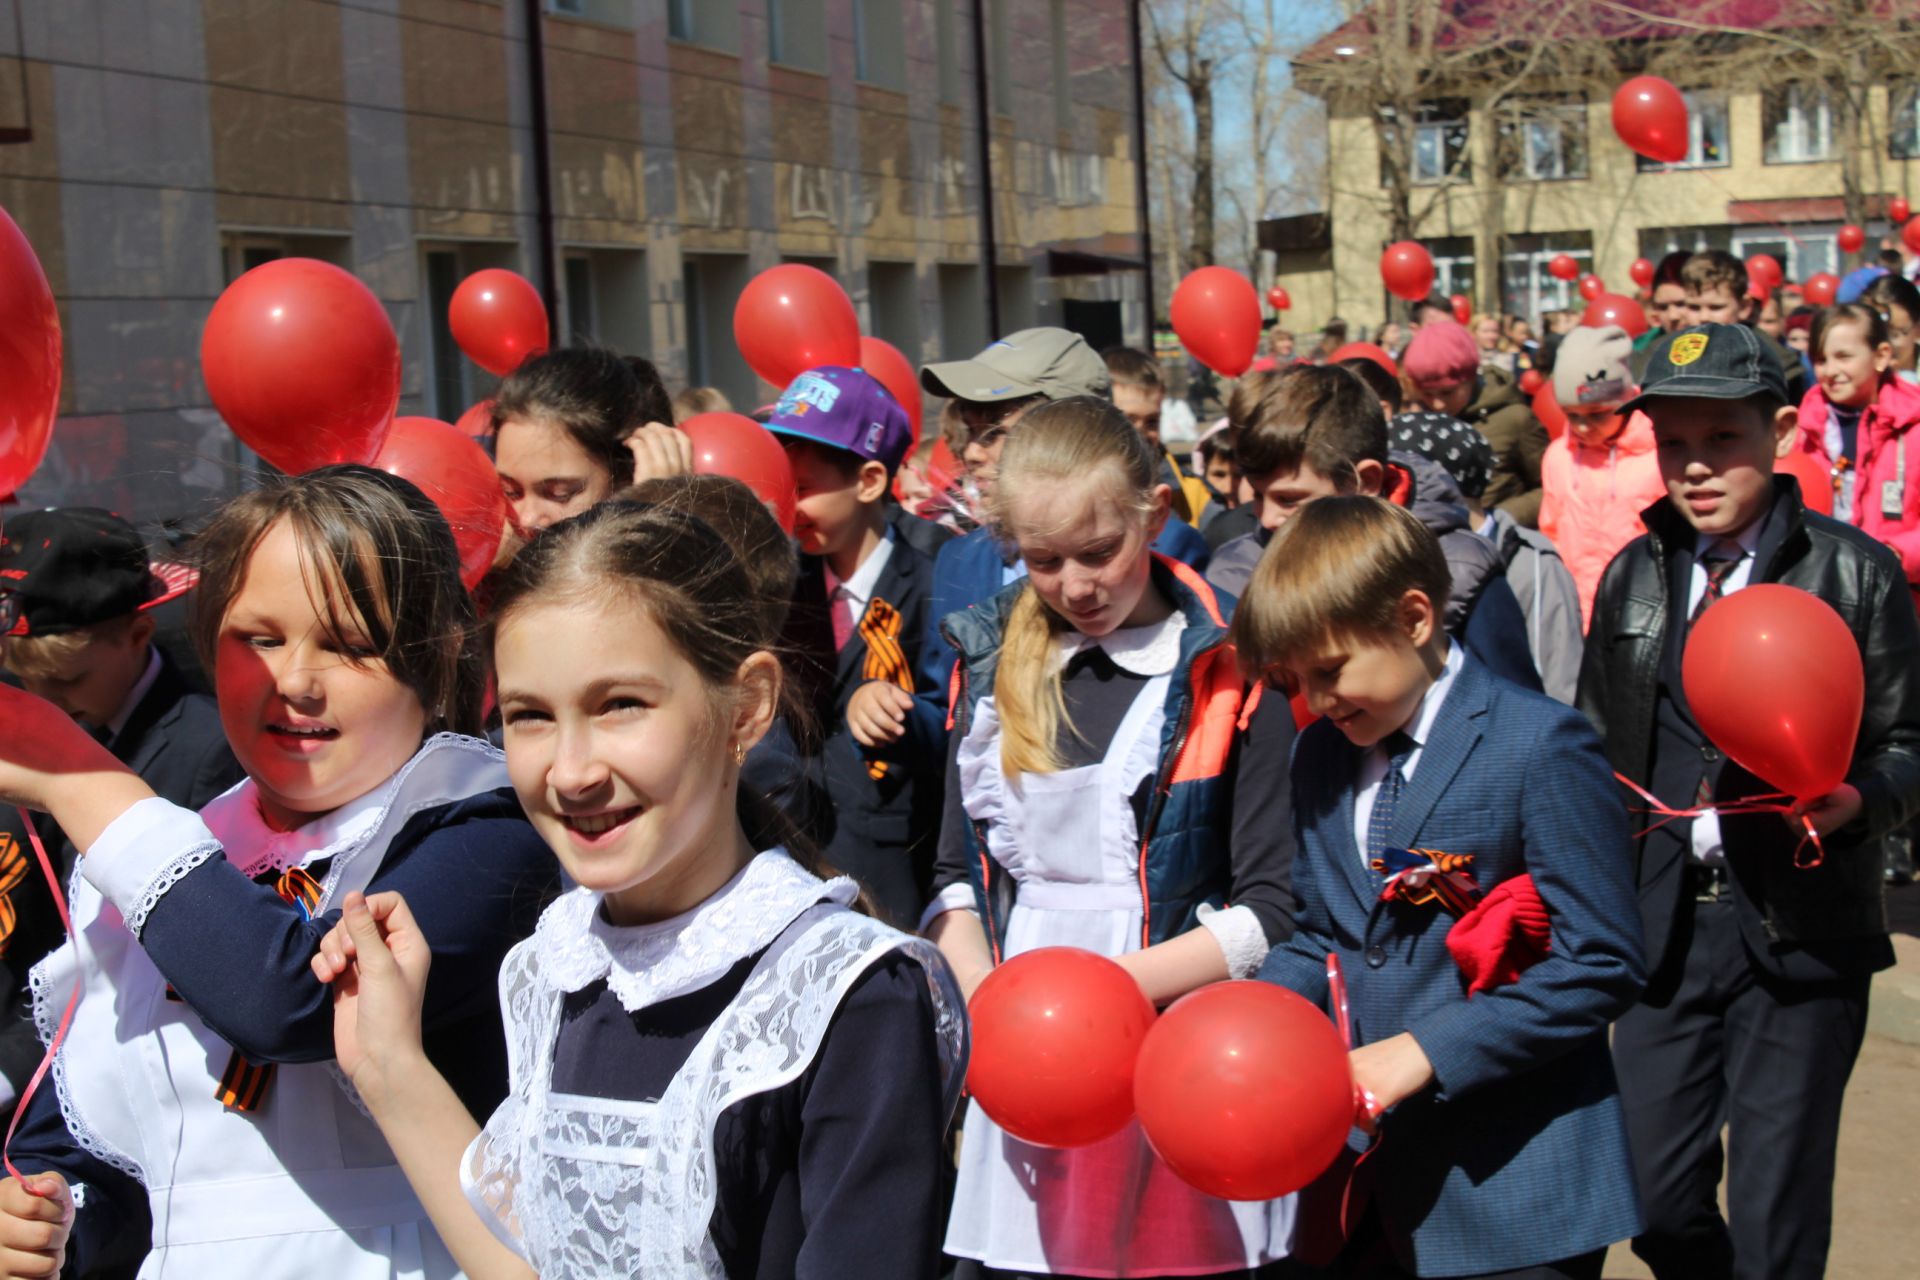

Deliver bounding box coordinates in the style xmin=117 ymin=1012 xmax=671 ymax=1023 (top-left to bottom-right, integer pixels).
xmin=670 ymin=385 xmax=732 ymax=424
xmin=492 ymin=348 xmax=672 ymax=489
xmin=618 ymin=473 xmax=799 ymax=638
xmin=188 ymin=465 xmax=484 ymax=736
xmin=987 ymin=396 xmax=1160 ymax=779
xmin=1681 ymin=250 xmax=1748 ymax=300
xmin=1232 ymin=496 xmax=1451 ymax=680
xmin=1102 ymin=346 xmax=1163 ymax=391
xmin=1234 ymin=364 xmax=1388 ymax=484
xmin=1338 ymin=355 xmax=1404 ymax=415
xmin=485 ymin=500 xmax=831 ymax=877
xmin=1811 ymin=302 xmax=1892 ymax=359
xmin=4 ymin=614 xmax=142 ymax=681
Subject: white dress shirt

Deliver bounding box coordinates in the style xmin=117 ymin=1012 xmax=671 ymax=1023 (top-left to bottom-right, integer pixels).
xmin=1686 ymin=521 xmax=1764 ymax=865
xmin=1352 ymin=642 xmax=1465 ymax=862
xmin=103 ymin=646 xmax=163 ymax=745
xmin=825 ymin=527 xmax=895 ymax=652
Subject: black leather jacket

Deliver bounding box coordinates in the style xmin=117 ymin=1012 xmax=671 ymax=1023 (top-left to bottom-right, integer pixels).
xmin=1577 ymin=478 xmax=1919 ymax=980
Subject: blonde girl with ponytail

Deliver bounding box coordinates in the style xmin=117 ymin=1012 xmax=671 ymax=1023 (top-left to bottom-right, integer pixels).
xmin=923 ymin=396 xmax=1301 ymax=1277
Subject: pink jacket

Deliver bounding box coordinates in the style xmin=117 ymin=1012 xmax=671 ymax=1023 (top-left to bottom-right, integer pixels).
xmin=1794 ymin=374 xmax=1920 ymax=586
xmin=1539 ymin=411 xmax=1665 ymax=629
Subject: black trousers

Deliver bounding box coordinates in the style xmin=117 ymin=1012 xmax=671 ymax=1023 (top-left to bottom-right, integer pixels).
xmin=1612 ymin=895 xmax=1870 ymax=1280
xmin=1261 ymin=1211 xmax=1604 ymax=1280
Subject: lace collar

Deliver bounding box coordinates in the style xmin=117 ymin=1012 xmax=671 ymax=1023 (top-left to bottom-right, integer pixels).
xmin=200 ymin=732 xmax=509 ymax=881
xmin=537 ymin=850 xmax=858 ymax=1013
xmin=1055 ymin=609 xmax=1188 ymax=677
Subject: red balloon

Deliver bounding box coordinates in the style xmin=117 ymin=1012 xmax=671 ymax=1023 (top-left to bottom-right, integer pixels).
xmin=967 ymin=948 xmax=1156 ymax=1149
xmin=1267 ymin=285 xmax=1292 ymax=312
xmin=1578 ymin=274 xmax=1605 ymax=301
xmin=0 ymin=206 xmax=60 ymax=495
xmin=1532 ymin=380 xmax=1568 ymax=440
xmin=682 ymin=411 xmax=798 ymax=532
xmin=858 ymin=335 xmax=923 ymax=443
xmin=1519 ymin=368 xmax=1545 ymax=396
xmin=202 ymin=258 xmax=398 ymax=474
xmin=1803 ymin=272 xmax=1841 ymax=307
xmin=1549 ymin=253 xmax=1580 ymax=282
xmin=1746 ymin=254 xmax=1784 ymax=294
xmin=733 ymin=265 xmax=861 ymax=391
xmin=1903 ymin=219 xmax=1920 ymax=257
xmin=1612 ymin=75 xmax=1690 ymax=164
xmin=1380 ymin=241 xmax=1435 ymax=303
xmin=1134 ymin=982 xmax=1353 ymax=1201
xmin=1683 ymin=584 xmax=1864 ymax=801
xmin=1630 ymin=257 xmax=1656 ymax=289
xmin=449 ymin=269 xmax=549 ymax=377
xmin=1581 ymin=293 xmax=1649 ymax=338
xmin=1838 ymin=225 xmax=1867 ymax=255
xmin=1328 ymin=341 xmax=1399 ymax=378
xmin=373 ymin=417 xmax=509 ymax=591
xmin=1171 ymin=267 xmax=1262 ymax=377
xmin=454 ymin=399 xmax=496 ymax=441
xmin=1893 ymin=197 xmax=1912 ymax=225
xmin=1450 ymin=293 xmax=1472 ymax=324
xmin=1777 ymin=450 xmax=1834 ymax=516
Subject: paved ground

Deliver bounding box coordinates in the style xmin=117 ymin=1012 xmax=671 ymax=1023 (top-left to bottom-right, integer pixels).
xmin=1602 ymin=886 xmax=1920 ymax=1279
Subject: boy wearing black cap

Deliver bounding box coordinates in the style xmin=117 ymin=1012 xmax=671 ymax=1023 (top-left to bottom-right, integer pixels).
xmin=763 ymin=367 xmax=948 ymax=928
xmin=1578 ymin=324 xmax=1920 ymax=1279
xmin=0 ymin=509 xmax=241 ymax=1115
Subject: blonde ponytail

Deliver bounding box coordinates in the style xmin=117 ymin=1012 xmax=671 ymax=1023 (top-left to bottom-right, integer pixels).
xmin=987 ymin=395 xmax=1161 ymax=782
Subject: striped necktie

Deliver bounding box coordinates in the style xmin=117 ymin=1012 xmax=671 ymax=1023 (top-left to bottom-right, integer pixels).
xmin=1367 ymin=730 xmax=1418 ymax=868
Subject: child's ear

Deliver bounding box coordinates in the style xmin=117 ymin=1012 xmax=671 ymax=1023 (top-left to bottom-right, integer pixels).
xmin=1771 ymin=404 xmax=1801 ymax=458
xmin=1352 ymin=458 xmax=1387 ymax=496
xmin=1738 ymin=293 xmax=1759 ymax=324
xmin=1874 ymin=342 xmax=1896 ymax=374
xmin=1399 ymin=588 xmax=1439 ymax=648
xmin=729 ymin=651 xmax=782 ymax=757
xmin=1146 ymin=483 xmax=1173 ymax=539
xmin=127 ymin=613 xmax=157 ymax=651
xmin=856 ymin=460 xmax=891 ymax=504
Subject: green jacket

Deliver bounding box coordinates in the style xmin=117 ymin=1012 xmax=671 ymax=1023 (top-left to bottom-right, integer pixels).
xmin=1465 ymin=367 xmax=1549 ymax=528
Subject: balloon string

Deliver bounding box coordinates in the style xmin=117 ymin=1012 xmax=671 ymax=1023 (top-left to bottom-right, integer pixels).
xmin=3 ymin=808 xmax=77 ymax=1193
xmin=1327 ymin=954 xmax=1381 ymax=1124
xmin=1612 ymin=772 xmax=1825 ymax=869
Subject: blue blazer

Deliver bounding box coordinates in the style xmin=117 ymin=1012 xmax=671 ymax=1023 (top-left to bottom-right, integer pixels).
xmin=1259 ymin=655 xmax=1645 ymax=1276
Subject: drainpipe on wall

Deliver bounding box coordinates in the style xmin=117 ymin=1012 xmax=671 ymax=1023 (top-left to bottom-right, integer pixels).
xmin=971 ymin=0 xmax=1001 ymax=337
xmin=523 ymin=0 xmax=560 ymax=321
xmin=1129 ymin=0 xmax=1154 ymax=341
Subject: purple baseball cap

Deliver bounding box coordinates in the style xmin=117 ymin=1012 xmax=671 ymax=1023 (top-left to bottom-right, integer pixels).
xmin=764 ymin=366 xmax=913 ymax=474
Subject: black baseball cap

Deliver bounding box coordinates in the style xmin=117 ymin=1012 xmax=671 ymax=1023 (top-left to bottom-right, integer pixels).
xmin=1620 ymin=323 xmax=1790 ymax=416
xmin=0 ymin=508 xmax=197 ymax=638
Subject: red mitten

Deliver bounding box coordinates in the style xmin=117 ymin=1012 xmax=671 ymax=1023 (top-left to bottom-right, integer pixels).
xmin=1445 ymin=874 xmax=1551 ymax=995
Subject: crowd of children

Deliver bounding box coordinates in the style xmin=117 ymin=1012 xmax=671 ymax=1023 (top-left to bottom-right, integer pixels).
xmin=0 ymin=237 xmax=1911 ymax=1280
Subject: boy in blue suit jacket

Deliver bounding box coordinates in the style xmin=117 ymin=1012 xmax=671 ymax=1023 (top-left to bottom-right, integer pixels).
xmin=1236 ymin=496 xmax=1645 ymax=1279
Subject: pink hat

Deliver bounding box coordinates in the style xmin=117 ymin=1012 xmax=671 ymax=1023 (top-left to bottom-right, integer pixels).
xmin=1403 ymin=321 xmax=1480 ymax=390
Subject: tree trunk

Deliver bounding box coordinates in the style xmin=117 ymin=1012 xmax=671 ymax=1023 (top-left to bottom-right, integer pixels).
xmin=1190 ymin=57 xmax=1216 ymax=269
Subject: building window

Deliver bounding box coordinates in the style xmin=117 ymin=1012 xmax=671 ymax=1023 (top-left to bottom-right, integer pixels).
xmin=1892 ymin=82 xmax=1919 ymax=159
xmin=1732 ymin=228 xmax=1839 ymax=286
xmin=1636 ymin=90 xmax=1729 ymax=171
xmin=1764 ymin=83 xmax=1836 ymax=164
xmin=1424 ymin=236 xmax=1474 ymax=300
xmin=1497 ymin=96 xmax=1587 ymax=181
xmin=1500 ymin=233 xmax=1593 ymax=324
xmin=989 ymin=0 xmax=1012 ymax=115
xmin=1381 ymin=100 xmax=1470 ymax=187
xmin=854 ymin=0 xmax=904 ymax=89
xmin=1051 ymin=0 xmax=1071 ymax=131
xmin=668 ymin=0 xmax=738 ymax=51
xmin=667 ymin=0 xmax=691 ymax=40
xmin=768 ymin=0 xmax=826 ymax=72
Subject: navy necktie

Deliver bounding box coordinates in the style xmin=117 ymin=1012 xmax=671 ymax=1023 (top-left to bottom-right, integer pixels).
xmin=1367 ymin=730 xmax=1418 ymax=866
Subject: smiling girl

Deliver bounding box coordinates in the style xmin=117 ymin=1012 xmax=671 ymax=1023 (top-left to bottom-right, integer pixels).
xmin=491 ymin=349 xmax=673 ymax=534
xmin=1795 ymin=304 xmax=1920 ymax=598
xmin=0 ymin=466 xmax=554 ymax=1279
xmin=308 ymin=500 xmax=966 ymax=1279
xmin=923 ymin=396 xmax=1298 ymax=1278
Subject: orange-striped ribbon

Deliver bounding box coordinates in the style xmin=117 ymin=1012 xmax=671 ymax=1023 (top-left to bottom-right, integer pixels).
xmin=859 ymin=597 xmax=915 ymax=780
xmin=0 ymin=832 xmax=28 ymax=958
xmin=216 ymin=865 xmax=324 ymax=1112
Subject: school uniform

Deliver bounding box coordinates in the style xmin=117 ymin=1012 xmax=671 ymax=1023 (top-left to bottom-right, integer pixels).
xmin=1261 ymin=649 xmax=1646 ymax=1278
xmin=1579 ymin=478 xmax=1920 ymax=1279
xmin=10 ymin=733 xmax=556 ymax=1279
xmin=460 ymin=848 xmax=967 ymax=1277
xmin=0 ymin=648 xmax=242 ymax=1112
xmin=780 ymin=524 xmax=949 ymax=929
xmin=927 ymin=558 xmax=1300 ymax=1277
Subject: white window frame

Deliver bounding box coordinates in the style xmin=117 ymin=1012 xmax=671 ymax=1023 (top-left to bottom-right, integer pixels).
xmin=1892 ymin=82 xmax=1920 ymax=160
xmin=1764 ymin=83 xmax=1837 ymax=165
xmin=1638 ymin=90 xmax=1731 ymax=171
xmin=1499 ymin=244 xmax=1592 ymax=326
xmin=1513 ymin=103 xmax=1588 ymax=181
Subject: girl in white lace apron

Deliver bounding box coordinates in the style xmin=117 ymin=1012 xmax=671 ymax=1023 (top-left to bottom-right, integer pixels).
xmin=308 ymin=498 xmax=967 ymax=1279
xmin=0 ymin=466 xmax=555 ymax=1279
xmin=923 ymin=397 xmax=1301 ymax=1278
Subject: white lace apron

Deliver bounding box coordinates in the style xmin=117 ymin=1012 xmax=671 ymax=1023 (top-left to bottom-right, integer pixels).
xmin=945 ymin=670 xmax=1295 ymax=1276
xmin=29 ymin=733 xmax=510 ymax=1280
xmin=458 ymin=851 xmax=967 ymax=1279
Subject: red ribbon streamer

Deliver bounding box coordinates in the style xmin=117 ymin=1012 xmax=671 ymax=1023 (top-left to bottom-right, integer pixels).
xmin=3 ymin=808 xmax=77 ymax=1192
xmin=1613 ymin=772 xmax=1825 ymax=869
